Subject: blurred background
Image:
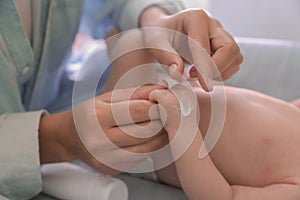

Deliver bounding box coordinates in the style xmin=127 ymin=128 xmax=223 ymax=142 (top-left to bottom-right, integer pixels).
xmin=62 ymin=0 xmax=300 ymax=111
xmin=185 ymin=0 xmax=300 ymax=41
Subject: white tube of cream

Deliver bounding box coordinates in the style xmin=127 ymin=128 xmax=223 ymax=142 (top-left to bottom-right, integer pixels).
xmin=41 ymin=163 xmax=128 ymax=200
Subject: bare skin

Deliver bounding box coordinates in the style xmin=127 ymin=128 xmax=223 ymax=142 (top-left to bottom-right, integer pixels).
xmin=39 ymin=84 xmax=168 ymax=175
xmin=15 ymin=0 xmax=168 ymax=176
xmin=150 ymin=85 xmax=300 ymax=200
xmin=105 ymin=41 xmax=300 ymax=199
xmin=105 ymin=7 xmax=243 ymax=92
xmin=104 ymin=17 xmax=300 ymax=199
xmin=292 ymin=99 xmax=300 ymax=109
xmin=14 ymin=0 xmax=243 ymax=177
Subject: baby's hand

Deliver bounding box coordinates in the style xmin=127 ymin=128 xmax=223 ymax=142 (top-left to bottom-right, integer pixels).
xmin=149 ymin=84 xmax=199 ymax=137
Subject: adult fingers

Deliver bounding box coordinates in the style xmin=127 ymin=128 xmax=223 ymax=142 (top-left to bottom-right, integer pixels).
xmin=220 ymin=54 xmax=243 ymax=81
xmin=209 ymin=18 xmax=242 ymax=78
xmin=149 ymin=89 xmax=174 ymax=105
xmin=104 ymin=100 xmax=161 ymax=127
xmin=77 ymin=131 xmax=167 ymax=174
xmin=196 ymin=54 xmax=242 ymax=81
xmin=123 ymin=132 xmax=168 ymax=154
xmin=108 ymin=120 xmax=164 ymax=147
xmin=149 ymin=89 xmax=179 ymax=116
xmin=150 ymin=85 xmax=198 ymax=118
xmin=143 ymin=28 xmax=185 ymax=79
xmin=148 ymin=49 xmax=184 ymax=79
xmin=100 ymin=83 xmax=167 ymax=103
xmin=184 ymin=9 xmax=211 ymax=55
xmin=96 ymin=133 xmax=168 ymax=171
xmin=182 ymin=10 xmax=215 ymax=91
xmin=221 ymin=65 xmax=240 ymax=81
xmin=188 ymin=65 xmax=212 ymax=88
xmin=130 ymin=82 xmax=168 ymax=100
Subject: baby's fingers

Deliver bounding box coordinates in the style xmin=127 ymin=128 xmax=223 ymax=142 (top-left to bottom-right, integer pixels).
xmin=150 ymin=89 xmax=173 ymax=103
xmin=149 ymin=89 xmax=183 ymax=133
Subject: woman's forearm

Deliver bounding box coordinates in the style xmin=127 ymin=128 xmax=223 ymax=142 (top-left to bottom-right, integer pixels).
xmin=38 ymin=111 xmax=77 ymax=164
xmin=139 ymin=6 xmax=169 ymax=27
xmin=104 ymin=30 xmax=157 ymax=92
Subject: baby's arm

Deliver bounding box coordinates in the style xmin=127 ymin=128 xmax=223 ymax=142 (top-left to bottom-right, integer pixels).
xmin=292 ymin=99 xmax=300 ymax=109
xmin=150 ymin=85 xmax=300 ymax=200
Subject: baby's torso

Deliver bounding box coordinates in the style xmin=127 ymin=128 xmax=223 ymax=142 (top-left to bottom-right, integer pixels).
xmin=203 ymin=87 xmax=300 ymax=187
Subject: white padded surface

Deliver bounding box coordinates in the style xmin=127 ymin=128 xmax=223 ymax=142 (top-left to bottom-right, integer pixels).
xmin=227 ymin=37 xmax=300 ymax=101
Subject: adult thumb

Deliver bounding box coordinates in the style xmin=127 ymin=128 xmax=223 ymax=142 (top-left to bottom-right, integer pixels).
xmin=131 ymin=83 xmax=167 ymax=100
xmin=147 ymin=43 xmax=184 ymax=80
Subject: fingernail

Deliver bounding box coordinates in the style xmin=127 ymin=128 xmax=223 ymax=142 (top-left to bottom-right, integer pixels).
xmin=158 ymin=80 xmax=168 ymax=88
xmin=169 ymin=64 xmax=180 ymax=80
xmin=149 ymin=89 xmax=161 ymax=102
xmin=170 ymin=64 xmax=177 ymax=70
xmin=149 ymin=104 xmax=160 ymax=120
xmin=206 ymin=78 xmax=214 ymax=92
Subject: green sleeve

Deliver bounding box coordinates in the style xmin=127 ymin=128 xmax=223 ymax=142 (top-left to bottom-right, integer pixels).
xmin=112 ymin=0 xmax=186 ymax=30
xmin=0 ymin=111 xmax=46 ymax=200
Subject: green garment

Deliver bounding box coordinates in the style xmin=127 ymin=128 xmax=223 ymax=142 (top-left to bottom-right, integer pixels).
xmin=0 ymin=1 xmax=84 ymax=199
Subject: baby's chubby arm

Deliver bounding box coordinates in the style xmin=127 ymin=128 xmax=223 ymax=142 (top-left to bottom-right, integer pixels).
xmin=149 ymin=85 xmax=300 ymax=200
xmin=292 ymin=98 xmax=300 ymax=109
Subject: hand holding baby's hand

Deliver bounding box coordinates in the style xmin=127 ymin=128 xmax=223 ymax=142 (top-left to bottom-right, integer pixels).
xmin=149 ymin=83 xmax=199 ymax=138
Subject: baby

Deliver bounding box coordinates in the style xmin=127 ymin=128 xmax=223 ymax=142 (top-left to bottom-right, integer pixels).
xmin=104 ymin=30 xmax=300 ymax=200
xmin=150 ymin=84 xmax=300 ymax=200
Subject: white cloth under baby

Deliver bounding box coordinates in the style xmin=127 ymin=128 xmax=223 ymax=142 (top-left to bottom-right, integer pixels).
xmin=127 ymin=156 xmax=158 ymax=181
xmin=41 ymin=163 xmax=128 ymax=200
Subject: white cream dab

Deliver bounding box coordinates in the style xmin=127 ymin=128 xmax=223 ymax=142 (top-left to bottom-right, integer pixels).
xmin=179 ymin=96 xmax=193 ymax=117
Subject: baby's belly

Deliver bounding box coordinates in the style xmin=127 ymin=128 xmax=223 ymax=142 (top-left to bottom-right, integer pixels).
xmin=206 ymin=87 xmax=300 ymax=187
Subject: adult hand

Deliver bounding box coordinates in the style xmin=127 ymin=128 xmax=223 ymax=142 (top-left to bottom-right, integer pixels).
xmin=140 ymin=7 xmax=243 ymax=91
xmin=149 ymin=84 xmax=199 ymax=136
xmin=39 ymin=84 xmax=168 ymax=175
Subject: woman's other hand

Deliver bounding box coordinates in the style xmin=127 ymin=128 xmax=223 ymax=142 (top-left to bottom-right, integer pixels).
xmin=140 ymin=7 xmax=243 ymax=91
xmin=38 ymin=84 xmax=168 ymax=175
